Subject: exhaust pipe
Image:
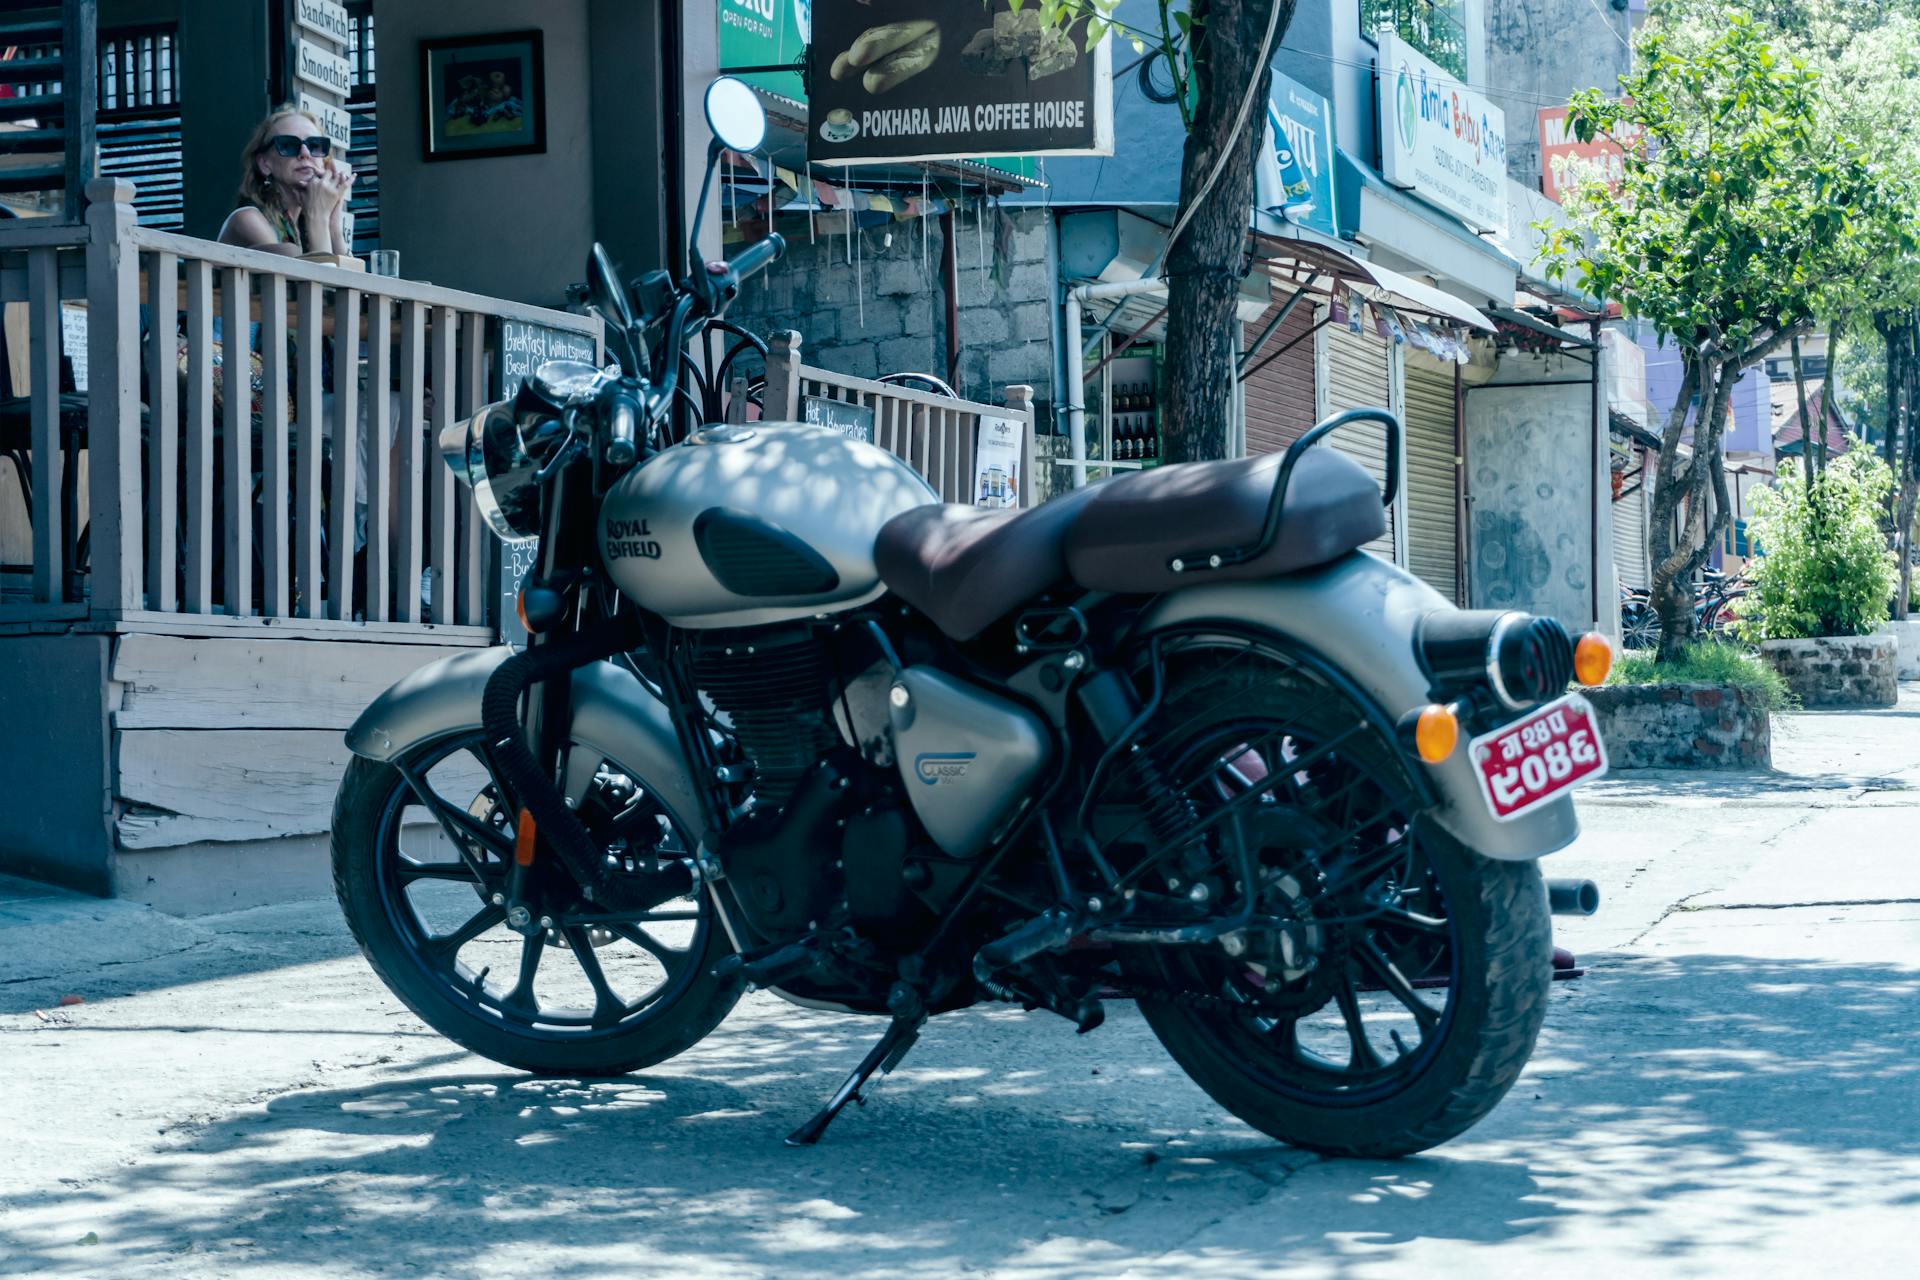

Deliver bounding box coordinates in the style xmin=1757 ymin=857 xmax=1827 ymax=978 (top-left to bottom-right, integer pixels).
xmin=1547 ymin=878 xmax=1601 ymax=917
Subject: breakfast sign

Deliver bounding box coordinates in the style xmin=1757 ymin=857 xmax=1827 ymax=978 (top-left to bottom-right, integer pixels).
xmin=806 ymin=1 xmax=1112 ymax=165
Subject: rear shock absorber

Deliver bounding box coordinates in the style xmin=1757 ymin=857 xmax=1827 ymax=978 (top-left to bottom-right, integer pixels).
xmin=1078 ymin=668 xmax=1208 ymax=879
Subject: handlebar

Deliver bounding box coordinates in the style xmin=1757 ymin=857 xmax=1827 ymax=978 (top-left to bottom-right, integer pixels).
xmin=726 ymin=233 xmax=785 ymax=286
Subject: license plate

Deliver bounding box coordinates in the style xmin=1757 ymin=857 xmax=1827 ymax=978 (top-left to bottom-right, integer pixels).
xmin=1467 ymin=693 xmax=1608 ymax=822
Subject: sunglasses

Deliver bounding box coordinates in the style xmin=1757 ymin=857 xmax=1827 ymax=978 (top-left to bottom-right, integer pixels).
xmin=267 ymin=135 xmax=332 ymax=158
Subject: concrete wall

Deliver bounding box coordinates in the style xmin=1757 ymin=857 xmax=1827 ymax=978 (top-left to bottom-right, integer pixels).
xmin=0 ymin=637 xmax=116 ymax=896
xmin=374 ymin=0 xmax=595 ymax=307
xmin=730 ymin=209 xmax=1056 ymax=409
xmin=1485 ymin=0 xmax=1632 ymax=190
xmin=1466 ymin=352 xmax=1601 ymax=629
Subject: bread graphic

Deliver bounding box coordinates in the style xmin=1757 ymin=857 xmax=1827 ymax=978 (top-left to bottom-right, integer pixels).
xmin=862 ymin=28 xmax=942 ymax=94
xmin=847 ymin=20 xmax=937 ymax=70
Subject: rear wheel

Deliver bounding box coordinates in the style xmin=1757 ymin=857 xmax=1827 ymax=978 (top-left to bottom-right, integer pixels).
xmin=331 ymin=731 xmax=741 ymax=1076
xmin=1115 ymin=637 xmax=1552 ymax=1157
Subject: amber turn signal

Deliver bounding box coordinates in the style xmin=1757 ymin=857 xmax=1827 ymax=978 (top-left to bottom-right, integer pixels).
xmin=1574 ymin=631 xmax=1613 ymax=686
xmin=514 ymin=809 xmax=537 ymax=867
xmin=1415 ymin=703 xmax=1459 ymax=764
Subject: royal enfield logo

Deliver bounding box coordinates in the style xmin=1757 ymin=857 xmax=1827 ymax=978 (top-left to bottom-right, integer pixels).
xmin=604 ymin=518 xmax=661 ymax=562
xmin=914 ymin=752 xmax=977 ymax=786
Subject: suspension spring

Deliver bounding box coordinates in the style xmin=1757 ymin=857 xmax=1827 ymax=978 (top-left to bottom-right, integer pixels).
xmin=1126 ymin=745 xmax=1207 ymax=864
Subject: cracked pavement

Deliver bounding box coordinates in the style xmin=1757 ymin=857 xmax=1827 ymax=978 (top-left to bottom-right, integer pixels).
xmin=2 ymin=690 xmax=1918 ymax=1278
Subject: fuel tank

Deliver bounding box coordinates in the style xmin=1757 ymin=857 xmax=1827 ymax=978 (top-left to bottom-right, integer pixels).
xmin=599 ymin=423 xmax=938 ymax=628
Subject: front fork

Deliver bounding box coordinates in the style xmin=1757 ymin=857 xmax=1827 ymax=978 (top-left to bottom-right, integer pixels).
xmin=501 ymin=455 xmax=599 ymax=928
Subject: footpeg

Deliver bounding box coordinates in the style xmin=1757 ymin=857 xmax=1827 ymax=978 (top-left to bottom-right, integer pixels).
xmin=972 ymin=908 xmax=1080 ymax=984
xmin=713 ymin=940 xmax=819 ymax=989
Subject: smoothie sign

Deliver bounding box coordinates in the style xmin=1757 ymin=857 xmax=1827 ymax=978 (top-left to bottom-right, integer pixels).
xmin=1377 ymin=31 xmax=1508 ymax=236
xmin=806 ymin=1 xmax=1112 ymax=165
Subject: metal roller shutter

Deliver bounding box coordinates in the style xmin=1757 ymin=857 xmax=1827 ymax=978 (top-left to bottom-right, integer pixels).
xmin=1613 ymin=458 xmax=1649 ymax=590
xmin=1243 ymin=302 xmax=1318 ymax=454
xmin=1403 ymin=355 xmax=1460 ymax=602
xmin=1321 ymin=323 xmax=1395 ymax=559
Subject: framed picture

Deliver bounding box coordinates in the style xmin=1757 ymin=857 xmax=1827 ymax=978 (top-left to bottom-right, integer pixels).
xmin=420 ymin=30 xmax=546 ymax=162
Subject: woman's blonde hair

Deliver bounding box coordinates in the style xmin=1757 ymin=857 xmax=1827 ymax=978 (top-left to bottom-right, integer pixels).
xmin=236 ymin=104 xmax=319 ymax=216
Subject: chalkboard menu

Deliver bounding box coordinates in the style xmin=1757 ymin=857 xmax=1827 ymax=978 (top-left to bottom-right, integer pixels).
xmin=492 ymin=320 xmax=600 ymax=644
xmin=802 ymin=395 xmax=876 ymax=444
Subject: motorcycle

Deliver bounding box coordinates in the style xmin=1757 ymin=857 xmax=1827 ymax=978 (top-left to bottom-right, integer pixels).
xmin=331 ymin=79 xmax=1613 ymax=1156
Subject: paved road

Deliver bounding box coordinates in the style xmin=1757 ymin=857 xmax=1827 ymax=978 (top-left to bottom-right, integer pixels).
xmin=3 ymin=693 xmax=1918 ymax=1278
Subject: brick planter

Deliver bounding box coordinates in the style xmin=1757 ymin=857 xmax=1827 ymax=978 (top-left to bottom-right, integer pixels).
xmin=1585 ymin=684 xmax=1772 ymax=769
xmin=1758 ymin=634 xmax=1898 ymax=708
xmin=1874 ymin=619 xmax=1920 ymax=682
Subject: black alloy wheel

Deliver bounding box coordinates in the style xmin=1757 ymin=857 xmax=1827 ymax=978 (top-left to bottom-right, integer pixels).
xmin=331 ymin=731 xmax=742 ymax=1075
xmin=1113 ymin=636 xmax=1552 ymax=1157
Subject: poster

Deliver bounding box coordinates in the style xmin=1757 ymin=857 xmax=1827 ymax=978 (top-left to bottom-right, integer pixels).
xmin=974 ymin=414 xmax=1022 ymax=508
xmin=807 ymin=1 xmax=1112 ymax=165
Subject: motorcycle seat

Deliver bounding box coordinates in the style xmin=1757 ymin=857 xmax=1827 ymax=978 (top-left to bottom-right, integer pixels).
xmin=874 ymin=447 xmax=1384 ymax=641
xmin=1063 ymin=446 xmax=1385 ymax=594
xmin=874 ymin=482 xmax=1103 ymax=641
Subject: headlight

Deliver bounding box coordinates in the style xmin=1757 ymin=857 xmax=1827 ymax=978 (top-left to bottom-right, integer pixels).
xmin=1417 ymin=610 xmax=1575 ymax=710
xmin=438 ymin=400 xmax=568 ymax=542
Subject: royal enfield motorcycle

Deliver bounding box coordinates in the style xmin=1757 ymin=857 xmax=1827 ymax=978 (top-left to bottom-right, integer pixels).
xmin=332 ymin=79 xmax=1612 ymax=1154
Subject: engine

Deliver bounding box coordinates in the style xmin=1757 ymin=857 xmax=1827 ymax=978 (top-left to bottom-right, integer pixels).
xmin=689 ymin=627 xmax=842 ymax=811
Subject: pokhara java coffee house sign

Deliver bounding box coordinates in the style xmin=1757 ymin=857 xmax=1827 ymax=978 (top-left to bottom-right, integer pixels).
xmin=807 ymin=1 xmax=1112 ymax=164
xmin=1376 ymin=30 xmax=1507 ymax=236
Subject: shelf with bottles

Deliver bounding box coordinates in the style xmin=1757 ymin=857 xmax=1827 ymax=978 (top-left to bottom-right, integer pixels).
xmin=1105 ymin=349 xmax=1163 ymax=468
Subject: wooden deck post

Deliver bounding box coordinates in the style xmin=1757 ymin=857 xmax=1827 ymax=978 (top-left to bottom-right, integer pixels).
xmin=764 ymin=330 xmax=803 ymax=421
xmin=84 ymin=177 xmax=143 ymax=615
xmin=1003 ymin=384 xmax=1036 ymax=507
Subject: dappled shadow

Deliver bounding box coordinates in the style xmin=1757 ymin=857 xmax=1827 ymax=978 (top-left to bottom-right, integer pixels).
xmin=3 ymin=949 xmax=1916 ymax=1277
xmin=1583 ymin=767 xmax=1905 ymax=801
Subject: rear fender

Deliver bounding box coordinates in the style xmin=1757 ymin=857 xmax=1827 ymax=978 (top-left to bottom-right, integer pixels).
xmin=343 ymin=647 xmax=707 ymax=841
xmin=1132 ymin=551 xmax=1579 ymax=861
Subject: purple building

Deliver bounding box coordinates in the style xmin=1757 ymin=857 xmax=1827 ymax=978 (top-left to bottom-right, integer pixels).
xmin=1638 ymin=333 xmax=1773 ymax=455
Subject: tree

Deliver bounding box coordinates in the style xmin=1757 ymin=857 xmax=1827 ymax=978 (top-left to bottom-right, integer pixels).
xmin=1541 ymin=14 xmax=1895 ymax=661
xmin=1047 ymin=0 xmax=1296 ymax=462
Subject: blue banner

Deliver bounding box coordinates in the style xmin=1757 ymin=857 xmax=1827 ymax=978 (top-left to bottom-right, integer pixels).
xmin=1255 ymin=72 xmax=1338 ymax=239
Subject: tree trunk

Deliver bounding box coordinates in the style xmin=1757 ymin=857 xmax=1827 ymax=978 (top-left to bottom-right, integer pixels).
xmin=1824 ymin=326 xmax=1842 ymax=456
xmin=1791 ymin=333 xmax=1815 ymax=488
xmin=1160 ymin=0 xmax=1293 ymax=463
xmin=1894 ymin=310 xmax=1919 ymax=619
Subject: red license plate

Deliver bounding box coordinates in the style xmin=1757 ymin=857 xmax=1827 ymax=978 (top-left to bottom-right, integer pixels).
xmin=1467 ymin=693 xmax=1608 ymax=821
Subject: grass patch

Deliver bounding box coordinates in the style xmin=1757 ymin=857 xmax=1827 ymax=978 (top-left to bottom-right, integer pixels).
xmin=1609 ymin=641 xmax=1795 ymax=712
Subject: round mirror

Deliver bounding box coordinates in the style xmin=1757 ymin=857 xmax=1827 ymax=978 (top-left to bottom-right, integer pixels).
xmin=587 ymin=242 xmax=635 ymax=331
xmin=705 ymin=77 xmax=767 ymax=154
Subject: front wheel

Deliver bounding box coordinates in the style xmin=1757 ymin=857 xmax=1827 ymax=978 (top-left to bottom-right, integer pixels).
xmin=331 ymin=730 xmax=742 ymax=1076
xmin=1115 ymin=636 xmax=1552 ymax=1157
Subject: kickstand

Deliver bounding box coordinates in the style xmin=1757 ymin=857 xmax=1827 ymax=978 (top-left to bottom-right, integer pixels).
xmin=785 ymin=1012 xmax=926 ymax=1147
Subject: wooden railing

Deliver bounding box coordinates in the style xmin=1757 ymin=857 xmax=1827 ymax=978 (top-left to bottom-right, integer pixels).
xmin=0 ymin=178 xmax=599 ymax=634
xmin=762 ymin=330 xmax=1036 ymax=507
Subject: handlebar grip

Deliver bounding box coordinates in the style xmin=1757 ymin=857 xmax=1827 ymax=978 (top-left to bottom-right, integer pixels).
xmin=607 ymin=395 xmax=638 ymax=465
xmin=730 ymin=233 xmax=786 ymax=283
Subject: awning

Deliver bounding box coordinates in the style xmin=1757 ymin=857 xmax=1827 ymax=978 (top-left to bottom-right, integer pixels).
xmin=1255 ymin=233 xmax=1496 ymax=331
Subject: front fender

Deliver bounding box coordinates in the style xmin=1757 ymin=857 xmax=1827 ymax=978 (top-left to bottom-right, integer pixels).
xmin=1133 ymin=551 xmax=1580 ymax=861
xmin=344 ymin=647 xmax=706 ymax=841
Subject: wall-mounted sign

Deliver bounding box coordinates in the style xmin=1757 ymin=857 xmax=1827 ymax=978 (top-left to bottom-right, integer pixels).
xmin=974 ymin=414 xmax=1022 ymax=508
xmin=1254 ymin=71 xmax=1338 ymax=239
xmin=1537 ymin=104 xmax=1645 ymax=204
xmin=1377 ymin=31 xmax=1508 ymax=235
xmin=807 ymin=2 xmax=1112 ymax=165
xmin=300 ymin=94 xmax=353 ymax=151
xmin=802 ymin=395 xmax=876 ymax=443
xmin=718 ymin=0 xmax=809 ymax=100
xmin=296 ymin=0 xmax=350 ymax=45
xmin=296 ymin=38 xmax=353 ymax=96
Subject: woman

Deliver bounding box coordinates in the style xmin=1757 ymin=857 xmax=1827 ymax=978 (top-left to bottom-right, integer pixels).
xmin=218 ymin=105 xmax=355 ymax=256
